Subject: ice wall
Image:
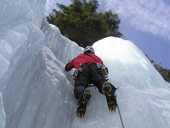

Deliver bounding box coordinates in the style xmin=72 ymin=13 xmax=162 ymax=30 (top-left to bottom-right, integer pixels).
xmin=0 ymin=0 xmax=170 ymax=128
xmin=0 ymin=18 xmax=79 ymax=128
xmin=93 ymin=37 xmax=170 ymax=128
xmin=0 ymin=1 xmax=82 ymax=128
xmin=0 ymin=0 xmax=46 ymax=78
xmin=0 ymin=45 xmax=75 ymax=128
xmin=0 ymin=93 xmax=6 ymax=128
xmin=41 ymin=19 xmax=83 ymax=63
xmin=93 ymin=37 xmax=168 ymax=89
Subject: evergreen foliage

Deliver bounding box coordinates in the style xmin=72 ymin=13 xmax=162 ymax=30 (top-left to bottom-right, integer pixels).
xmin=146 ymin=55 xmax=170 ymax=83
xmin=154 ymin=64 xmax=170 ymax=83
xmin=47 ymin=0 xmax=122 ymax=47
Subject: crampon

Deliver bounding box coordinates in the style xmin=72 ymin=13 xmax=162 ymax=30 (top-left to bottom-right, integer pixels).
xmin=76 ymin=89 xmax=92 ymax=118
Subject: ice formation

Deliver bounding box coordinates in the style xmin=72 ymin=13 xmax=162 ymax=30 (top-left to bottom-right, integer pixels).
xmin=0 ymin=0 xmax=170 ymax=128
xmin=0 ymin=93 xmax=6 ymax=128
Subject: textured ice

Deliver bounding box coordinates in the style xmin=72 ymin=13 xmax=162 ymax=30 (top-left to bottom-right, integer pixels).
xmin=0 ymin=0 xmax=46 ymax=79
xmin=0 ymin=0 xmax=170 ymax=128
xmin=93 ymin=37 xmax=170 ymax=128
xmin=0 ymin=93 xmax=6 ymax=128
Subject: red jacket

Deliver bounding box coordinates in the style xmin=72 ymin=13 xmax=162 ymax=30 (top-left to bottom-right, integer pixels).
xmin=65 ymin=53 xmax=103 ymax=71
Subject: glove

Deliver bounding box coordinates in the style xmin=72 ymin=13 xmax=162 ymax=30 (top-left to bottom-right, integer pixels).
xmin=65 ymin=63 xmax=69 ymax=71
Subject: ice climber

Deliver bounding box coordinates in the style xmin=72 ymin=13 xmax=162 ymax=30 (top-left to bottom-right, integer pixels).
xmin=65 ymin=46 xmax=117 ymax=118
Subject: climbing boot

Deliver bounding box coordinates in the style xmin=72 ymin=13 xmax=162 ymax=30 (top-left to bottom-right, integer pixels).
xmin=77 ymin=89 xmax=92 ymax=118
xmin=102 ymin=82 xmax=117 ymax=112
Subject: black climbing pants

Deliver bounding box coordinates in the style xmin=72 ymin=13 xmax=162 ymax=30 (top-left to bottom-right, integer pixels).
xmin=74 ymin=63 xmax=106 ymax=99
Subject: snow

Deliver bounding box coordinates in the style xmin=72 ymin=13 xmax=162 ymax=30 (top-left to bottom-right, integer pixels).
xmin=0 ymin=0 xmax=170 ymax=128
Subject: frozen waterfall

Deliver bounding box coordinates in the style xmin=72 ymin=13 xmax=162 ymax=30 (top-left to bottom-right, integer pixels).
xmin=0 ymin=0 xmax=170 ymax=128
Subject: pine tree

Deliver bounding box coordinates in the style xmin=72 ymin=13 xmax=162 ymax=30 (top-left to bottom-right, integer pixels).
xmin=47 ymin=0 xmax=122 ymax=47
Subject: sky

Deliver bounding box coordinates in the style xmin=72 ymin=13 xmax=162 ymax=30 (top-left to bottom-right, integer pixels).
xmin=45 ymin=0 xmax=170 ymax=69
